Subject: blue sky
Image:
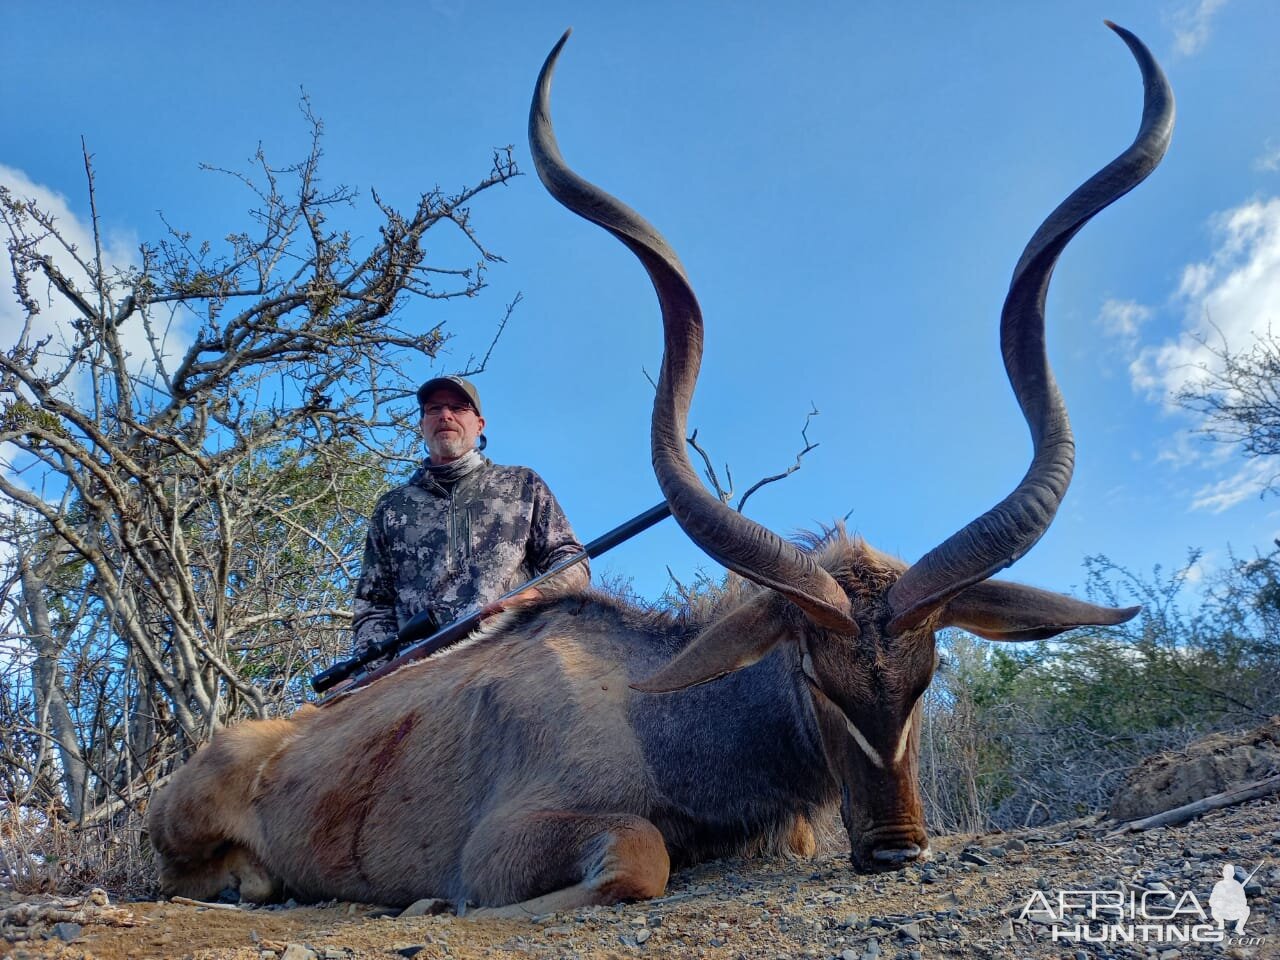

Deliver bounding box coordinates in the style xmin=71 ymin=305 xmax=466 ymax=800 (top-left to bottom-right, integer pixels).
xmin=3 ymin=1 xmax=1278 ymax=605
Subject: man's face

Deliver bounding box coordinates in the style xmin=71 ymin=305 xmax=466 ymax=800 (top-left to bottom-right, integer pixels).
xmin=420 ymin=388 xmax=485 ymax=464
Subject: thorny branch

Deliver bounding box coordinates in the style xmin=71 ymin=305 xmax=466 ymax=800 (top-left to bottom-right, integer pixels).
xmin=686 ymin=404 xmax=821 ymax=513
xmin=642 ymin=364 xmax=821 ymax=515
xmin=733 ymin=403 xmax=820 ymax=513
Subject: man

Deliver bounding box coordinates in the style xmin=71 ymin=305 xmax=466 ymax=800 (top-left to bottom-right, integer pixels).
xmin=351 ymin=375 xmax=588 ymax=662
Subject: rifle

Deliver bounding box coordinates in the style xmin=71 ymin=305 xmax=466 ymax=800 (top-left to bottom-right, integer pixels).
xmin=311 ymin=501 xmax=672 ymax=702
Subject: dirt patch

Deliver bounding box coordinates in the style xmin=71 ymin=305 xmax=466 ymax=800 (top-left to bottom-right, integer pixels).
xmin=5 ymin=796 xmax=1279 ymax=960
xmin=1109 ymin=717 xmax=1280 ymax=822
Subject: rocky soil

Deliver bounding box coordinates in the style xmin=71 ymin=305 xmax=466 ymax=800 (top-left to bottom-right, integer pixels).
xmin=8 ymin=721 xmax=1280 ymax=960
xmin=4 ymin=793 xmax=1278 ymax=960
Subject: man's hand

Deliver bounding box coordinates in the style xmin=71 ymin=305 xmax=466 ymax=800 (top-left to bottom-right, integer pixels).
xmin=479 ymin=586 xmax=544 ymax=620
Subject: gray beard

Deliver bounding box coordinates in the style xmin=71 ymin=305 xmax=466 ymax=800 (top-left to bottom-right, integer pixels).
xmin=426 ymin=433 xmax=473 ymax=463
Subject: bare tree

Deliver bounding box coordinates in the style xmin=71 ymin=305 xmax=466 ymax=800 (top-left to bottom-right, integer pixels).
xmin=0 ymin=105 xmax=519 ymax=823
xmin=3 ymin=517 xmax=90 ymax=818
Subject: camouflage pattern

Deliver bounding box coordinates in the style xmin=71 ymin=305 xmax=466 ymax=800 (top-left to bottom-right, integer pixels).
xmin=352 ymin=456 xmax=588 ymax=659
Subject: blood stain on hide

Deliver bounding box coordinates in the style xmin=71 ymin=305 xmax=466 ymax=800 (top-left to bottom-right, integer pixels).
xmin=310 ymin=711 xmax=420 ymax=883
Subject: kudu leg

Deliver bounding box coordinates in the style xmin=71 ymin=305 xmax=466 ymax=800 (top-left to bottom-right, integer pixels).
xmin=462 ymin=810 xmax=670 ymax=917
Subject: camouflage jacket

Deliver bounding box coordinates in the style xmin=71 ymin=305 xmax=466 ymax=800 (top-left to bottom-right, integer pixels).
xmin=351 ymin=455 xmax=588 ymax=659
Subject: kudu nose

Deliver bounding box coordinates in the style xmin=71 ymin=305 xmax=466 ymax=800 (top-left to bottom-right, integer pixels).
xmin=870 ymin=844 xmax=925 ymax=866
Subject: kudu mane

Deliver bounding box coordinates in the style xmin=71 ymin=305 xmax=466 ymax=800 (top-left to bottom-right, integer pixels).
xmin=547 ymin=529 xmax=902 ymax=632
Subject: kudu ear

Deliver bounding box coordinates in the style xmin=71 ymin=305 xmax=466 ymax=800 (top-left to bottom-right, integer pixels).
xmin=631 ymin=593 xmax=786 ymax=694
xmin=939 ymin=579 xmax=1140 ymax=642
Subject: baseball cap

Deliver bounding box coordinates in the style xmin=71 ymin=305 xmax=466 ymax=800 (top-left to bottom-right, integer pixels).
xmin=416 ymin=375 xmax=481 ymax=415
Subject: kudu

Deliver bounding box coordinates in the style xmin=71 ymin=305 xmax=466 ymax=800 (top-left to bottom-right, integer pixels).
xmin=147 ymin=25 xmax=1172 ymax=915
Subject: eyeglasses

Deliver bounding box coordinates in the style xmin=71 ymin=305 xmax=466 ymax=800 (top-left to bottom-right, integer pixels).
xmin=422 ymin=401 xmax=476 ymax=418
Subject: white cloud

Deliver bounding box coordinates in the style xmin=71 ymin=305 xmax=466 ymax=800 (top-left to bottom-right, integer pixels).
xmin=1097 ymin=298 xmax=1152 ymax=343
xmin=1125 ymin=195 xmax=1280 ymax=510
xmin=1131 ymin=197 xmax=1280 ymax=405
xmin=1190 ymin=457 xmax=1275 ymax=512
xmin=1154 ymin=430 xmax=1219 ymax=470
xmin=1256 ymin=140 xmax=1280 ymax=173
xmin=1170 ymin=0 xmax=1230 ymax=56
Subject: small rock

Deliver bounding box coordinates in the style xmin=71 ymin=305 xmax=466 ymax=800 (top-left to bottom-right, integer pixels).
xmin=635 ymin=927 xmax=651 ymax=944
xmin=709 ymin=937 xmax=725 ymax=947
xmin=960 ymin=850 xmax=991 ymax=867
xmin=1075 ymin=951 xmax=1089 ymax=960
xmin=897 ymin=921 xmax=921 ymax=941
xmin=49 ymin=923 xmax=82 ymax=942
xmin=400 ymin=897 xmax=450 ymax=918
xmin=997 ymin=919 xmax=1015 ymax=938
xmin=986 ymin=846 xmax=1006 ymax=858
xmin=394 ymin=949 xmax=425 ymax=960
xmin=863 ymin=938 xmax=881 ymax=956
xmin=838 ymin=913 xmax=859 ymax=930
xmin=840 ymin=951 xmax=858 ymax=960
xmin=322 ymin=951 xmax=345 ymax=960
xmin=280 ymin=946 xmax=316 ymax=960
xmin=1005 ymin=838 xmax=1027 ymax=853
xmin=1159 ymin=950 xmax=1182 ymax=960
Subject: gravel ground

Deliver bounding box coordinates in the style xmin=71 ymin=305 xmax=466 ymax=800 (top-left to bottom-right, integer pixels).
xmin=4 ymin=795 xmax=1277 ymax=960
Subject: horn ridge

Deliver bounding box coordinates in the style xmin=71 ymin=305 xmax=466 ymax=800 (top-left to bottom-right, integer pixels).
xmin=529 ymin=33 xmax=858 ymax=634
xmin=886 ymin=23 xmax=1174 ymax=633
